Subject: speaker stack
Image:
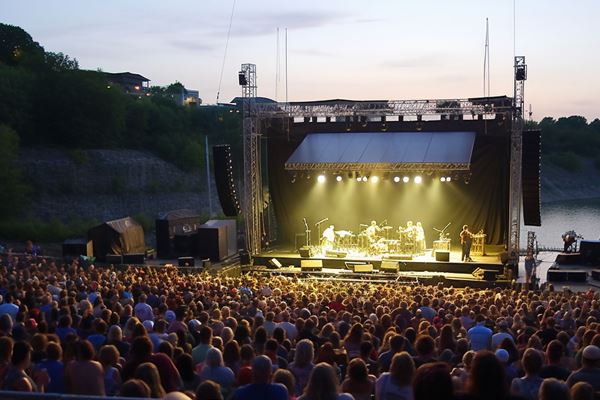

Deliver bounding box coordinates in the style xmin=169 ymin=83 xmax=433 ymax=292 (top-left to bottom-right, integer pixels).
xmin=213 ymin=144 xmax=241 ymax=217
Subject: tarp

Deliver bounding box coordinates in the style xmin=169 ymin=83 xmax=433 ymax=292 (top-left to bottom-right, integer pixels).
xmin=88 ymin=217 xmax=145 ymax=260
xmin=285 ymin=131 xmax=476 ymax=171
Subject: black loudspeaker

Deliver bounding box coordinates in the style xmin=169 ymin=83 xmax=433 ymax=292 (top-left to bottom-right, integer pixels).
xmin=123 ymin=253 xmax=145 ymax=265
xmin=239 ymin=250 xmax=251 ymax=265
xmin=435 ymin=250 xmax=450 ymax=262
xmin=174 ymin=233 xmax=195 ymax=257
xmin=516 ymin=65 xmax=527 ymax=81
xmin=580 ymin=241 xmax=600 ymax=265
xmin=547 ymin=269 xmax=587 ymax=283
xmin=482 ymin=270 xmax=497 ymax=281
xmin=62 ymin=239 xmax=93 ymax=258
xmin=380 ymin=260 xmax=399 ymax=272
xmin=238 ymin=72 xmax=248 ymax=86
xmin=178 ymin=257 xmax=195 ymax=267
xmin=353 ymin=264 xmax=373 ymax=273
xmin=522 ymin=130 xmax=541 ymax=226
xmin=213 ymin=145 xmax=241 ymax=217
xmin=591 ymin=270 xmax=600 ymax=281
xmin=300 ymin=259 xmax=322 ymax=272
xmin=105 ymin=254 xmax=123 ymax=265
xmin=299 ymin=246 xmax=313 ymax=258
xmin=267 ymin=258 xmax=282 ymax=269
xmin=555 ymin=253 xmax=582 ymax=265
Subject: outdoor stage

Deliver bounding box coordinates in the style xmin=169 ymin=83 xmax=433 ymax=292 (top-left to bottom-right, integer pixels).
xmin=251 ymin=245 xmax=513 ymax=288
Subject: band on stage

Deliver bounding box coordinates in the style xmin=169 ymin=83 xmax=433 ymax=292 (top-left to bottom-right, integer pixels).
xmin=308 ymin=219 xmax=484 ymax=261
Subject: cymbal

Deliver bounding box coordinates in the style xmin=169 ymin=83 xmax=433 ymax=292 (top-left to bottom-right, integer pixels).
xmin=382 ymin=226 xmax=393 ymax=229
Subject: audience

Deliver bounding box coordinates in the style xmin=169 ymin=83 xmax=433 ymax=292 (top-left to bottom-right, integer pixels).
xmin=1 ymin=252 xmax=600 ymax=400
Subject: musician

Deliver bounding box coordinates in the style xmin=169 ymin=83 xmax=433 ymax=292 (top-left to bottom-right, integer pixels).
xmin=415 ymin=222 xmax=426 ymax=253
xmin=365 ymin=220 xmax=381 ymax=239
xmin=460 ymin=224 xmax=473 ymax=262
xmin=322 ymin=224 xmax=335 ymax=249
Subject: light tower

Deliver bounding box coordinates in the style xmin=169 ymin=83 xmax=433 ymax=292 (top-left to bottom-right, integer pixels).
xmin=508 ymin=56 xmax=527 ymax=261
xmin=239 ymin=64 xmax=263 ymax=255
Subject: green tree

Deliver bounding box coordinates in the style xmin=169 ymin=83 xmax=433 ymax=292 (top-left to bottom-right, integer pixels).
xmin=0 ymin=23 xmax=44 ymax=66
xmin=0 ymin=124 xmax=29 ymax=217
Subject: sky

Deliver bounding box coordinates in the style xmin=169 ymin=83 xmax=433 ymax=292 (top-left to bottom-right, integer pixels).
xmin=3 ymin=0 xmax=599 ymax=120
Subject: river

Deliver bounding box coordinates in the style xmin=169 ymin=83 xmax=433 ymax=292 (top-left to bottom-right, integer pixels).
xmin=520 ymin=197 xmax=600 ymax=249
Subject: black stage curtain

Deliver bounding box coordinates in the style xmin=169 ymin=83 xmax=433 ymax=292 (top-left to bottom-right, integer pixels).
xmin=267 ymin=130 xmax=510 ymax=246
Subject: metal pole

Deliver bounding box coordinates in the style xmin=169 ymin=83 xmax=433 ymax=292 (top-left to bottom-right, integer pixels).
xmin=205 ymin=135 xmax=213 ymax=216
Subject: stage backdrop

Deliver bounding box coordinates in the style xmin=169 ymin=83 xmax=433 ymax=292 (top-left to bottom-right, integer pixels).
xmin=265 ymin=119 xmax=510 ymax=247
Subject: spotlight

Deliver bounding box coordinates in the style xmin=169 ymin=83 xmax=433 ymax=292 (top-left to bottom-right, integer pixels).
xmin=370 ymin=176 xmax=379 ymax=183
xmin=356 ymin=176 xmax=362 ymax=182
xmin=393 ymin=176 xmax=401 ymax=183
xmin=414 ymin=176 xmax=422 ymax=184
xmin=440 ymin=177 xmax=446 ymax=182
xmin=362 ymin=176 xmax=368 ymax=182
xmin=317 ymin=175 xmax=326 ymax=183
xmin=402 ymin=176 xmax=410 ymax=183
xmin=446 ymin=176 xmax=452 ymax=182
xmin=336 ymin=175 xmax=342 ymax=182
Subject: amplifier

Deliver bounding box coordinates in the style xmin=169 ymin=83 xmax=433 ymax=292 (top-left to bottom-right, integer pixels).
xmin=123 ymin=253 xmax=145 ymax=265
xmin=105 ymin=254 xmax=122 ymax=265
xmin=380 ymin=260 xmax=399 ymax=272
xmin=435 ymin=250 xmax=450 ymax=262
xmin=178 ymin=257 xmax=195 ymax=267
xmin=300 ymin=259 xmax=322 ymax=272
xmin=353 ymin=264 xmax=373 ymax=273
xmin=299 ymin=246 xmax=313 ymax=258
xmin=325 ymin=250 xmax=348 ymax=258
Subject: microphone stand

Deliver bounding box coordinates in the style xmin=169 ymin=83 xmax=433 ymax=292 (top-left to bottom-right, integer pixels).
xmin=315 ymin=218 xmax=328 ymax=246
xmin=303 ymin=218 xmax=311 ymax=247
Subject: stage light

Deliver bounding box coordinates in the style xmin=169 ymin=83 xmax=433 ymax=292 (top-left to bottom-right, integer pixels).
xmin=414 ymin=176 xmax=422 ymax=184
xmin=336 ymin=175 xmax=343 ymax=182
xmin=440 ymin=177 xmax=446 ymax=182
xmin=362 ymin=176 xmax=368 ymax=182
xmin=317 ymin=175 xmax=326 ymax=183
xmin=393 ymin=176 xmax=401 ymax=183
xmin=446 ymin=176 xmax=452 ymax=182
xmin=402 ymin=176 xmax=409 ymax=183
xmin=356 ymin=176 xmax=362 ymax=182
xmin=370 ymin=176 xmax=379 ymax=183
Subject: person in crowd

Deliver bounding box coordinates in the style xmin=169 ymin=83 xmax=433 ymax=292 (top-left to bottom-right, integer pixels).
xmin=65 ymin=340 xmax=105 ymax=396
xmin=540 ymin=340 xmax=571 ymax=381
xmin=176 ymin=353 xmax=201 ymax=392
xmin=193 ymin=326 xmax=214 ymax=365
xmin=412 ymin=362 xmax=453 ymax=400
xmin=298 ymin=362 xmax=354 ymax=400
xmin=273 ymin=369 xmax=297 ymax=400
xmin=98 ymin=344 xmax=121 ymax=396
xmin=467 ymin=315 xmax=492 ymax=351
xmin=200 ymin=347 xmax=236 ymax=397
xmin=567 ymin=345 xmax=600 ymax=390
xmin=375 ymin=352 xmax=414 ymax=400
xmin=231 ymin=355 xmax=288 ymax=400
xmin=134 ymin=362 xmax=166 ymax=399
xmin=196 ymin=379 xmax=224 ymax=400
xmin=289 ymin=339 xmax=315 ymax=396
xmin=341 ymin=358 xmax=376 ymax=400
xmin=570 ymin=381 xmax=593 ymax=400
xmin=510 ymin=348 xmax=544 ymax=400
xmin=36 ymin=341 xmax=65 ymax=394
xmin=119 ymin=379 xmax=151 ymax=398
xmin=1 ymin=341 xmax=49 ymax=392
xmin=539 ymin=378 xmax=570 ymax=400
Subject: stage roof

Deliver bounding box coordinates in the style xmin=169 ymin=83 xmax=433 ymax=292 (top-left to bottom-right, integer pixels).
xmin=285 ymin=131 xmax=476 ymax=172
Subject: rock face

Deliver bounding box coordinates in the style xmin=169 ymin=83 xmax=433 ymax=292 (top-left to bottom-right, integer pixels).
xmin=18 ymin=149 xmax=223 ymax=221
xmin=541 ymin=158 xmax=600 ymax=203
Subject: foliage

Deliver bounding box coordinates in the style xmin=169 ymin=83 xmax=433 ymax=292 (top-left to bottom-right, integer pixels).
xmin=0 ymin=23 xmax=44 ymax=66
xmin=133 ymin=212 xmax=154 ymax=233
xmin=0 ymin=216 xmax=99 ymax=242
xmin=545 ymin=151 xmax=582 ymax=172
xmin=0 ymin=124 xmax=30 ymax=218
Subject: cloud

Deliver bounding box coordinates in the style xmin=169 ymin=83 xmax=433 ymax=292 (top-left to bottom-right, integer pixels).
xmin=292 ymin=48 xmax=334 ymax=57
xmin=167 ymin=39 xmax=216 ymax=52
xmin=352 ymin=17 xmax=384 ymax=24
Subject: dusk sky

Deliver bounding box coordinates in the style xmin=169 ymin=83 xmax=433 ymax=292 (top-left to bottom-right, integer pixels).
xmin=3 ymin=0 xmax=599 ymax=120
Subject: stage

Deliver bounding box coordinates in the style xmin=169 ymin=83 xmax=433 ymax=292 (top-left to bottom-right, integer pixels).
xmin=250 ymin=245 xmax=513 ymax=288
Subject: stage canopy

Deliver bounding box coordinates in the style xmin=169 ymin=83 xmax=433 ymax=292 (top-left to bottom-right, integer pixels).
xmin=285 ymin=131 xmax=476 ymax=172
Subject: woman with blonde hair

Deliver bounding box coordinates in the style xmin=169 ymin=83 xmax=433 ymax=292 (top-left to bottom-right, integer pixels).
xmin=375 ymin=352 xmax=414 ymax=400
xmin=298 ymin=362 xmax=353 ymax=400
xmin=134 ymin=362 xmax=166 ymax=398
xmin=289 ymin=339 xmax=315 ymax=396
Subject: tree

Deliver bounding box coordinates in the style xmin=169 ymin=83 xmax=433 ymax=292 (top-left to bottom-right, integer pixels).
xmin=44 ymin=51 xmax=79 ymax=71
xmin=0 ymin=125 xmax=29 ymax=217
xmin=0 ymin=23 xmax=44 ymax=66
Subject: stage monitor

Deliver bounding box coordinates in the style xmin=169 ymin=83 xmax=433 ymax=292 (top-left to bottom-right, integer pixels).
xmin=267 ymin=258 xmax=282 ymax=269
xmin=300 ymin=259 xmax=322 ymax=272
xmin=380 ymin=260 xmax=399 ymax=272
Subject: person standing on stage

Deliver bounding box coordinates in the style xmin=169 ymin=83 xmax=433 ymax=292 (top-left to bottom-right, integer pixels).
xmin=460 ymin=225 xmax=473 ymax=262
xmin=415 ymin=222 xmax=426 ymax=253
xmin=322 ymin=225 xmax=335 ymax=250
xmin=524 ymin=248 xmax=536 ymax=289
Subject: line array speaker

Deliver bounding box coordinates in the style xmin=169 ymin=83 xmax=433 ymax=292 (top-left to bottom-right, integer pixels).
xmin=213 ymin=144 xmax=241 ymax=217
xmin=522 ymin=129 xmax=541 ymax=226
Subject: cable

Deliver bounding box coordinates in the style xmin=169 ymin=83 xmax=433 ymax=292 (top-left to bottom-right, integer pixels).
xmin=216 ymin=0 xmax=236 ymax=104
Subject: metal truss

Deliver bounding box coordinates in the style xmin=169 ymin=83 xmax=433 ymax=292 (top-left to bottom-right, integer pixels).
xmin=256 ymin=97 xmax=514 ymax=119
xmin=508 ymin=56 xmax=526 ymax=262
xmin=284 ymin=162 xmax=471 ymax=172
xmin=240 ymin=64 xmax=263 ymax=255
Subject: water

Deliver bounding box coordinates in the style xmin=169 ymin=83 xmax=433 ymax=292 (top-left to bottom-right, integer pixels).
xmin=520 ymin=198 xmax=600 ymax=249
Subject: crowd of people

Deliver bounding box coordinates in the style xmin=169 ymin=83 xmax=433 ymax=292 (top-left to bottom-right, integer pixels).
xmin=1 ymin=251 xmax=600 ymax=400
